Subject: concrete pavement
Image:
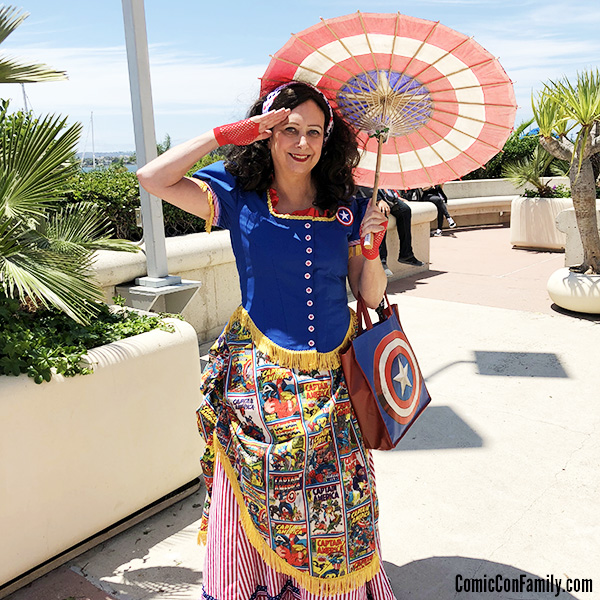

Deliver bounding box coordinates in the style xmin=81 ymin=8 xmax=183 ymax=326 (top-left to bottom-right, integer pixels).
xmin=6 ymin=226 xmax=599 ymax=600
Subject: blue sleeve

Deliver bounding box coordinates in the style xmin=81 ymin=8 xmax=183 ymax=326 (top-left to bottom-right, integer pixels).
xmin=348 ymin=198 xmax=363 ymax=248
xmin=191 ymin=161 xmax=239 ymax=231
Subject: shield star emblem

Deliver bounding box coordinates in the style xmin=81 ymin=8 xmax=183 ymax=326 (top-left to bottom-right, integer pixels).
xmin=373 ymin=329 xmax=421 ymax=424
xmin=336 ymin=206 xmax=354 ymax=226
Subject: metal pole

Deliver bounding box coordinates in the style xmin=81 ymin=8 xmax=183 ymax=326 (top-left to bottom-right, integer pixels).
xmin=122 ymin=0 xmax=178 ymax=286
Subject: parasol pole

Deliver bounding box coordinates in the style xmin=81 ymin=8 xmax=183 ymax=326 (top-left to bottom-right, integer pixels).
xmin=364 ymin=129 xmax=389 ymax=249
xmin=370 ymin=134 xmax=386 ymax=205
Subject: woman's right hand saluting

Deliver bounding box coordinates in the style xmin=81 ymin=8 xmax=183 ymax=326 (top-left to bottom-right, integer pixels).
xmin=214 ymin=108 xmax=291 ymax=146
xmin=137 ymin=108 xmax=292 ymax=222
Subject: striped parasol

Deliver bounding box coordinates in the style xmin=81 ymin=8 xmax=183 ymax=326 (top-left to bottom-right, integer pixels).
xmin=261 ymin=11 xmax=517 ymax=194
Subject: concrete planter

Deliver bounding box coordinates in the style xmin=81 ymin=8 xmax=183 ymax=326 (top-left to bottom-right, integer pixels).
xmin=547 ymin=267 xmax=600 ymax=314
xmin=0 ymin=318 xmax=205 ymax=588
xmin=510 ymin=197 xmax=574 ymax=250
xmin=555 ymin=203 xmax=600 ymax=266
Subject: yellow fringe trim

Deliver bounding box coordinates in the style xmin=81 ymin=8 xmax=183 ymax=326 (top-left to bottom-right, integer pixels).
xmin=348 ymin=243 xmax=362 ymax=258
xmin=195 ymin=179 xmax=215 ymax=233
xmin=212 ymin=434 xmax=381 ymax=595
xmin=197 ymin=529 xmax=207 ymax=545
xmin=225 ymin=306 xmax=357 ymax=371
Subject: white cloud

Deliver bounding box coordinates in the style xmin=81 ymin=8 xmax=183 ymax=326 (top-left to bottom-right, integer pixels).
xmin=2 ymin=44 xmax=266 ymax=151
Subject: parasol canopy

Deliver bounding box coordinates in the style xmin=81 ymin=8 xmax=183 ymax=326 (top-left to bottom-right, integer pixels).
xmin=261 ymin=12 xmax=517 ymax=191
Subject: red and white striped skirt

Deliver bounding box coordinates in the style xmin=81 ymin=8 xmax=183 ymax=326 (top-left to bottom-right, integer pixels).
xmin=202 ymin=455 xmax=396 ymax=600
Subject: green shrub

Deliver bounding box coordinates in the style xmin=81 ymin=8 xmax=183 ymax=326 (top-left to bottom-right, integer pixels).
xmin=0 ymin=294 xmax=175 ymax=384
xmin=522 ymin=184 xmax=571 ymax=198
xmin=463 ymin=131 xmax=539 ymax=180
xmin=64 ymin=167 xmax=142 ymax=239
xmin=64 ymin=151 xmax=225 ymax=241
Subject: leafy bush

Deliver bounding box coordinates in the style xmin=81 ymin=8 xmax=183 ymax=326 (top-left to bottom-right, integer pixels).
xmin=522 ymin=184 xmax=571 ymax=198
xmin=64 ymin=151 xmax=225 ymax=241
xmin=0 ymin=294 xmax=175 ymax=384
xmin=463 ymin=128 xmax=539 ymax=180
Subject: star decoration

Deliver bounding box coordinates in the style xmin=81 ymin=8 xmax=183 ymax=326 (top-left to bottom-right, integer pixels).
xmin=393 ymin=357 xmax=412 ymax=396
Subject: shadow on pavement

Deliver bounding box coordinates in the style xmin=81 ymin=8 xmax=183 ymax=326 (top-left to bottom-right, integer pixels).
xmin=393 ymin=406 xmax=483 ymax=452
xmin=473 ymin=351 xmax=569 ymax=378
xmin=423 ymin=351 xmax=570 ymax=381
xmin=389 ymin=269 xmax=448 ymax=293
xmin=384 ymin=556 xmax=581 ymax=600
xmin=550 ymin=303 xmax=600 ymax=322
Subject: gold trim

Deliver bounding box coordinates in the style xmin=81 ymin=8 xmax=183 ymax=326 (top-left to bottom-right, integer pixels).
xmin=195 ymin=179 xmax=215 ymax=233
xmin=212 ymin=434 xmax=381 ymax=595
xmin=225 ymin=305 xmax=357 ymax=371
xmin=349 ymin=244 xmax=363 ymax=258
xmin=267 ymin=189 xmax=337 ymax=222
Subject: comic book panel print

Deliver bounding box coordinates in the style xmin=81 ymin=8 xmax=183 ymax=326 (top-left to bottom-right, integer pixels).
xmin=273 ymin=523 xmax=309 ymax=570
xmin=303 ymin=395 xmax=334 ymax=434
xmin=347 ymin=503 xmax=376 ymax=560
xmin=257 ymin=366 xmax=300 ymax=422
xmin=269 ymin=472 xmax=306 ymax=522
xmin=227 ymin=343 xmax=256 ymax=394
xmin=245 ymin=482 xmax=269 ymax=537
xmin=239 ymin=441 xmax=266 ymax=489
xmin=307 ymin=484 xmax=344 ymax=535
xmin=341 ymin=452 xmax=370 ymax=508
xmin=269 ymin=436 xmax=306 ymax=472
xmin=301 ymin=379 xmax=332 ymax=418
xmin=310 ymin=536 xmax=347 ymax=578
xmin=306 ymin=428 xmax=339 ymax=486
xmin=330 ymin=398 xmax=357 ymax=457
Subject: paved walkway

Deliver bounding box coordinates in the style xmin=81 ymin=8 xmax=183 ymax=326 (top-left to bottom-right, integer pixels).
xmin=6 ymin=226 xmax=599 ymax=600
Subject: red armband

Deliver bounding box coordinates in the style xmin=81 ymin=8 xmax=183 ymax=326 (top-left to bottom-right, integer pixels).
xmin=213 ymin=118 xmax=261 ymax=146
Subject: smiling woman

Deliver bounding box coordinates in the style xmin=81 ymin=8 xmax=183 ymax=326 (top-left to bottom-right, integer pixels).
xmin=136 ymin=80 xmax=394 ymax=600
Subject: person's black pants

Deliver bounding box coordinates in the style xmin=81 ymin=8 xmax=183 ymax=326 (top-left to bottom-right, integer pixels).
xmin=425 ymin=194 xmax=451 ymax=229
xmin=379 ymin=200 xmax=415 ymax=262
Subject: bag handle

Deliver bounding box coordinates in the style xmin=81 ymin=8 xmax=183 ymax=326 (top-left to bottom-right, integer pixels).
xmin=356 ymin=293 xmax=397 ymax=332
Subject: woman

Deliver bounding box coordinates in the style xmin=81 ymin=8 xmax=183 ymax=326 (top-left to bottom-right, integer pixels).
xmin=137 ymin=82 xmax=393 ymax=600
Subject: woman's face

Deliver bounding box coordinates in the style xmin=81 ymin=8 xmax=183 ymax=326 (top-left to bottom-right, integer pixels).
xmin=269 ymin=99 xmax=326 ymax=178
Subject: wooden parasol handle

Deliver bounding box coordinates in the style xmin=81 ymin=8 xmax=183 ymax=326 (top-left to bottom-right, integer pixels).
xmin=363 ymin=134 xmax=385 ymax=249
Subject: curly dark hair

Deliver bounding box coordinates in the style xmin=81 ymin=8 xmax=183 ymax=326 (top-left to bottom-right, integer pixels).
xmin=224 ymin=82 xmax=360 ymax=213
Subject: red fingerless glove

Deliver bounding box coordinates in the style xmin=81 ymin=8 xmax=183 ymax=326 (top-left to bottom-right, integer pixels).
xmin=213 ymin=118 xmax=261 ymax=146
xmin=360 ymin=229 xmax=386 ymax=260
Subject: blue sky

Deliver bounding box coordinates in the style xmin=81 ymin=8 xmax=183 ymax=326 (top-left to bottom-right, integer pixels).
xmin=2 ymin=0 xmax=599 ymax=152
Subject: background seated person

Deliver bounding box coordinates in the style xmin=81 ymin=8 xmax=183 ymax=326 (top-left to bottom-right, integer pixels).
xmin=405 ymin=185 xmax=456 ymax=236
xmin=355 ymin=186 xmax=424 ymax=275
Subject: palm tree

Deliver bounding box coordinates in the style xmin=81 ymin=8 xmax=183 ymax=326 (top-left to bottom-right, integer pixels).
xmin=532 ymin=69 xmax=600 ymax=274
xmin=502 ymin=145 xmax=565 ymax=197
xmin=0 ymin=5 xmax=67 ymax=83
xmin=0 ymin=5 xmax=138 ymax=324
xmin=0 ymin=107 xmax=138 ymax=324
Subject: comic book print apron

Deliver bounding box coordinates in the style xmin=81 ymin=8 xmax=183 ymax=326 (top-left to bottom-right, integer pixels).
xmin=197 ymin=319 xmax=382 ymax=595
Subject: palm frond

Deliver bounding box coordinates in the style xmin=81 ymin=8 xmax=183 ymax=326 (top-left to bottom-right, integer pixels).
xmin=44 ymin=202 xmax=140 ymax=254
xmin=532 ymin=89 xmax=570 ymax=137
xmin=555 ymin=69 xmax=600 ymax=127
xmin=502 ymin=146 xmax=556 ymax=193
xmin=0 ymin=112 xmax=82 ymax=220
xmin=0 ymin=58 xmax=67 ymax=84
xmin=0 ymin=5 xmax=27 ymax=45
xmin=0 ymin=6 xmax=67 ymax=83
xmin=0 ymin=227 xmax=103 ymax=324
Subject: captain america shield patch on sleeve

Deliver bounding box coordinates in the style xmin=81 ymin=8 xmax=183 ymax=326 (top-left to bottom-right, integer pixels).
xmin=373 ymin=329 xmax=422 ymax=424
xmin=336 ymin=206 xmax=354 ymax=226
